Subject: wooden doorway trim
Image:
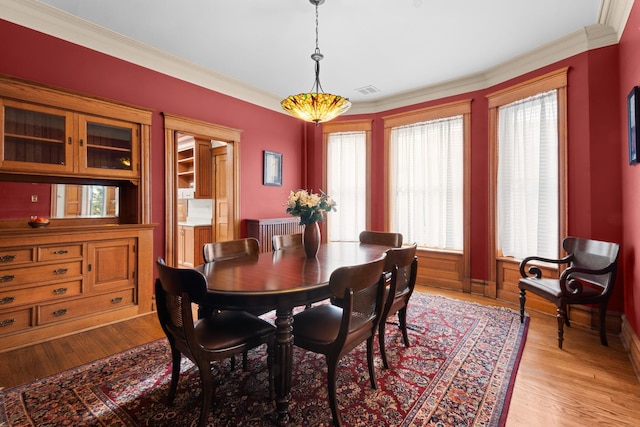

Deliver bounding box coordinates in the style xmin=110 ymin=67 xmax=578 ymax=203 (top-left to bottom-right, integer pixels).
xmin=162 ymin=113 xmax=241 ymax=266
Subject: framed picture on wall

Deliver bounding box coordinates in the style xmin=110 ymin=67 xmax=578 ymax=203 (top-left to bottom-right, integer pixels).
xmin=628 ymin=86 xmax=640 ymax=165
xmin=263 ymin=150 xmax=282 ymax=186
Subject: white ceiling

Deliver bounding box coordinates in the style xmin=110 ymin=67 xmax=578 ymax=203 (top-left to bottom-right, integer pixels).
xmin=1 ymin=0 xmax=632 ymax=115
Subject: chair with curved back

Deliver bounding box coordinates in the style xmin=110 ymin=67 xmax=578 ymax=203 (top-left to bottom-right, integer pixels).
xmin=379 ymin=243 xmax=418 ymax=369
xmin=203 ymin=237 xmax=259 ymax=263
xmin=272 ymin=233 xmax=303 ymax=251
xmin=359 ymin=230 xmax=403 ymax=247
xmin=291 ymin=255 xmax=389 ymax=427
xmin=155 ymin=258 xmax=275 ymax=427
xmin=518 ymin=236 xmax=620 ymax=349
xmin=201 ymin=237 xmax=268 ymax=366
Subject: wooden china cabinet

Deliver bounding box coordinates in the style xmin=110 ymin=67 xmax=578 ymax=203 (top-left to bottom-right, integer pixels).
xmin=0 ymin=75 xmax=155 ymax=352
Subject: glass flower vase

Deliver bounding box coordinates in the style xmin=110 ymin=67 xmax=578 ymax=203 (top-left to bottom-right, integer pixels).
xmin=303 ymin=222 xmax=321 ymax=258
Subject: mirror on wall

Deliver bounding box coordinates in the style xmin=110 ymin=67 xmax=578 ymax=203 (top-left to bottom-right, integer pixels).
xmin=0 ymin=182 xmax=119 ymax=220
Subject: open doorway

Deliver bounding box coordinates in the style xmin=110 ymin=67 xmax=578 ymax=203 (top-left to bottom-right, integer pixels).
xmin=163 ymin=113 xmax=240 ymax=267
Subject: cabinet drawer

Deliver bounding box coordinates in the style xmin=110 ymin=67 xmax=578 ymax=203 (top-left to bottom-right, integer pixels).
xmin=38 ymin=244 xmax=83 ymax=261
xmin=0 ymin=307 xmax=32 ymax=336
xmin=0 ymin=280 xmax=82 ymax=308
xmin=0 ymin=261 xmax=82 ymax=287
xmin=38 ymin=289 xmax=134 ymax=325
xmin=0 ymin=248 xmax=34 ymax=267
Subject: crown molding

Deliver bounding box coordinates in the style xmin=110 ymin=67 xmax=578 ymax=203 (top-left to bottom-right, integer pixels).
xmin=0 ymin=0 xmax=631 ymax=116
xmin=0 ymin=0 xmax=282 ymax=111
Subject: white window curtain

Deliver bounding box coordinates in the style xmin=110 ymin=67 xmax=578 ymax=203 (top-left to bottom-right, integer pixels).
xmin=327 ymin=131 xmax=366 ymax=241
xmin=390 ymin=116 xmax=463 ymax=250
xmin=497 ymin=89 xmax=558 ymax=259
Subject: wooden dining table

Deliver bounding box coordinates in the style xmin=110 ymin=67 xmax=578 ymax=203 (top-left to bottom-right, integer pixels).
xmin=194 ymin=241 xmax=390 ymax=426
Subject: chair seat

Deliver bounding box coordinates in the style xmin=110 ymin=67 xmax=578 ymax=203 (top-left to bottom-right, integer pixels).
xmin=518 ymin=277 xmax=604 ymax=301
xmin=195 ymin=311 xmax=275 ymax=350
xmin=293 ymin=304 xmax=343 ymax=344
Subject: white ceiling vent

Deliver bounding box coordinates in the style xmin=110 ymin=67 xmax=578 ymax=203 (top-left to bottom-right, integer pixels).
xmin=355 ymin=85 xmax=381 ymax=96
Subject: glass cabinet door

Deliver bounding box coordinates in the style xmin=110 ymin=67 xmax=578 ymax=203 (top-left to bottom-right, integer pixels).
xmin=1 ymin=100 xmax=74 ymax=173
xmin=78 ymin=115 xmax=139 ymax=178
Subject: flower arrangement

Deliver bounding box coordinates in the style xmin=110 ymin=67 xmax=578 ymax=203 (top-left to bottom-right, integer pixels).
xmin=286 ymin=189 xmax=337 ymax=226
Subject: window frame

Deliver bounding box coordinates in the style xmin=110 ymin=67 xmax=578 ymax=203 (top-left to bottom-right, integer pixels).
xmin=322 ymin=119 xmax=372 ymax=241
xmin=383 ymin=99 xmax=472 ymax=291
xmin=486 ymin=68 xmax=568 ymax=293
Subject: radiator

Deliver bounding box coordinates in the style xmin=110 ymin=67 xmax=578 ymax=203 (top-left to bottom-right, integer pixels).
xmin=246 ymin=217 xmax=304 ymax=253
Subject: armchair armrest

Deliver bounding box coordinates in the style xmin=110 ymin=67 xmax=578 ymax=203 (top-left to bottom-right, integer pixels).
xmin=559 ymin=264 xmax=615 ymax=297
xmin=519 ymin=254 xmax=572 ymax=279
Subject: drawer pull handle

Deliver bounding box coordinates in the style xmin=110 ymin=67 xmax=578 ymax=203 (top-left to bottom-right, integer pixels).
xmin=53 ymin=309 xmax=67 ymax=317
xmin=53 ymin=250 xmax=68 ymax=255
xmin=0 ymin=296 xmax=16 ymax=304
xmin=0 ymin=275 xmax=15 ymax=283
xmin=0 ymin=318 xmax=15 ymax=327
xmin=53 ymin=288 xmax=68 ymax=295
xmin=111 ymin=297 xmax=124 ymax=304
xmin=0 ymin=255 xmax=16 ymax=262
xmin=53 ymin=268 xmax=68 ymax=275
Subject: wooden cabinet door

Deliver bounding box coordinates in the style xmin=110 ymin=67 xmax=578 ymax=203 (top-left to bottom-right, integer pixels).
xmin=0 ymin=100 xmax=74 ymax=174
xmin=78 ymin=115 xmax=139 ymax=179
xmin=214 ymin=150 xmax=228 ymax=242
xmin=194 ymin=138 xmax=212 ymax=198
xmin=177 ymin=226 xmax=185 ymax=266
xmin=182 ymin=226 xmax=195 ymax=267
xmin=86 ymin=238 xmax=136 ymax=293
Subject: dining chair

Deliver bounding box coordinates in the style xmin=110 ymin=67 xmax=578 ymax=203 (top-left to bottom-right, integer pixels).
xmin=272 ymin=233 xmax=303 ymax=251
xmin=202 ymin=237 xmax=259 ymax=263
xmin=518 ymin=236 xmax=620 ymax=349
xmin=379 ymin=243 xmax=418 ymax=369
xmin=359 ymin=230 xmax=403 ymax=247
xmin=201 ymin=237 xmax=269 ymax=367
xmin=291 ymin=255 xmax=388 ymax=427
xmin=154 ymin=258 xmax=275 ymax=427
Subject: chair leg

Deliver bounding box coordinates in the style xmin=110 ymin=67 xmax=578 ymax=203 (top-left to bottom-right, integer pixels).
xmin=556 ymin=306 xmax=566 ymax=349
xmin=518 ymin=289 xmax=526 ymax=323
xmin=326 ymin=357 xmax=343 ymax=427
xmin=197 ymin=364 xmax=215 ymax=427
xmin=168 ymin=346 xmax=182 ymax=404
xmin=367 ymin=336 xmax=378 ymax=390
xmin=398 ymin=307 xmax=410 ymax=347
xmin=378 ymin=319 xmax=390 ymax=369
xmin=599 ymin=303 xmax=609 ymax=346
xmin=242 ymin=350 xmax=249 ymax=371
xmin=562 ymin=302 xmax=571 ymax=327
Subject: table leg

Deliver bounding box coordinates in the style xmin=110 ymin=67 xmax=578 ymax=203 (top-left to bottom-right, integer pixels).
xmin=274 ymin=307 xmax=293 ymax=426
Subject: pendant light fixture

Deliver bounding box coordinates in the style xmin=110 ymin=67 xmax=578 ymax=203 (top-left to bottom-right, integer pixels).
xmin=281 ymin=0 xmax=351 ymax=125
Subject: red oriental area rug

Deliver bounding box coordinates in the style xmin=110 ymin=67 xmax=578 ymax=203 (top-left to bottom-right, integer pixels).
xmin=0 ymin=293 xmax=528 ymax=426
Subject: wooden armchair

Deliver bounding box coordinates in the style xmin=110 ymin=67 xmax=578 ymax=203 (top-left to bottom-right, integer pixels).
xmin=518 ymin=236 xmax=620 ymax=349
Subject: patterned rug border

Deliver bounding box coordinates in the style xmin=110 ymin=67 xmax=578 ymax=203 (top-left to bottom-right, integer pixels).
xmin=0 ymin=293 xmax=529 ymax=427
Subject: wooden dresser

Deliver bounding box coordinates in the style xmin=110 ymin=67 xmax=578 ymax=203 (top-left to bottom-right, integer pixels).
xmin=0 ymin=225 xmax=154 ymax=351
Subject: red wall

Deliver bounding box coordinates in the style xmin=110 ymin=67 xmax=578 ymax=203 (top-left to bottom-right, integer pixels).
xmin=0 ymin=182 xmax=51 ymax=220
xmin=619 ymin=2 xmax=640 ymax=338
xmin=316 ymin=49 xmax=624 ymax=304
xmin=0 ymin=19 xmax=307 ymax=260
xmin=0 ymin=16 xmax=633 ymax=330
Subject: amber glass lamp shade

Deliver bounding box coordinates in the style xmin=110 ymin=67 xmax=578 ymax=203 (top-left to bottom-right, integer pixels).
xmin=281 ymin=92 xmax=351 ymax=125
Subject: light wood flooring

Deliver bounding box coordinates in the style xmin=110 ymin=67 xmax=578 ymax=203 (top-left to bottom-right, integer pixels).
xmin=1 ymin=286 xmax=639 ymax=426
